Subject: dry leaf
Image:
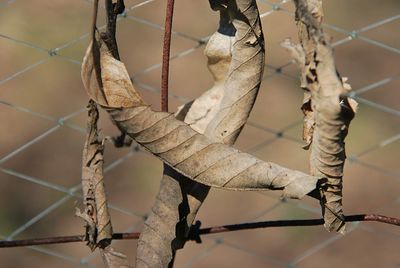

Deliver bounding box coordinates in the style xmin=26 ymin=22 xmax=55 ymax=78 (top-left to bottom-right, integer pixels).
xmin=137 ymin=26 xmax=235 ymax=268
xmin=81 ymin=38 xmax=144 ymax=108
xmin=81 ymin=1 xmax=323 ymax=266
xmin=76 ymin=101 xmax=113 ymax=249
xmin=81 ymin=5 xmax=319 ymax=198
xmin=136 ymin=6 xmax=239 ymax=266
xmin=289 ymin=0 xmax=357 ymax=234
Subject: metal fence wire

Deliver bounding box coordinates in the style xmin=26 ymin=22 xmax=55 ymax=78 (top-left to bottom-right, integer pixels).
xmin=1 ymin=0 xmax=399 ymax=267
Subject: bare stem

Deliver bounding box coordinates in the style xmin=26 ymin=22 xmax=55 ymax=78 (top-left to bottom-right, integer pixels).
xmin=161 ymin=0 xmax=175 ymax=112
xmin=1 ymin=214 xmax=398 ymax=248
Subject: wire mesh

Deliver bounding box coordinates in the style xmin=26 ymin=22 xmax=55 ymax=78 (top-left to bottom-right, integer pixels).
xmin=1 ymin=0 xmax=399 ymax=267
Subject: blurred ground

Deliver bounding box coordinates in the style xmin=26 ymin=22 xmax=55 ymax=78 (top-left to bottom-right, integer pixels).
xmin=0 ymin=0 xmax=400 ymax=267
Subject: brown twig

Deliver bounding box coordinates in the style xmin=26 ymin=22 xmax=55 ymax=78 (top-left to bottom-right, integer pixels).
xmin=161 ymin=0 xmax=175 ymax=112
xmin=1 ymin=214 xmax=398 ymax=248
xmin=102 ymin=0 xmax=125 ymax=60
xmin=92 ymin=0 xmax=99 ymax=40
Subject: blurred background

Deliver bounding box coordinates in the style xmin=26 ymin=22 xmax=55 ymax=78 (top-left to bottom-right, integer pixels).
xmin=1 ymin=0 xmax=399 ymax=267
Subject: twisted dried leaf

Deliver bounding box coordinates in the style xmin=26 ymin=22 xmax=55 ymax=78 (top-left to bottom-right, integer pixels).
xmin=81 ymin=17 xmax=319 ymax=201
xmin=136 ymin=7 xmax=236 ymax=267
xmin=312 ymin=41 xmax=357 ymax=233
xmin=288 ymin=0 xmax=357 ymax=233
xmin=76 ymin=101 xmax=113 ymax=249
xmin=204 ymin=0 xmax=265 ymax=144
xmin=80 ymin=2 xmax=133 ymax=266
xmin=81 ymin=2 xmax=323 ymax=266
xmin=81 ymin=38 xmax=144 ymax=108
xmin=137 ymin=27 xmax=234 ymax=268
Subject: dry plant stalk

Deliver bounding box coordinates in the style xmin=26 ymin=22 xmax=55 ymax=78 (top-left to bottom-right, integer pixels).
xmin=282 ymin=0 xmax=357 ymax=233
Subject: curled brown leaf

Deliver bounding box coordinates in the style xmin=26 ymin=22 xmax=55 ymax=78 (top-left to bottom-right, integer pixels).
xmin=287 ymin=0 xmax=358 ymax=233
xmin=77 ymin=100 xmax=113 ymax=249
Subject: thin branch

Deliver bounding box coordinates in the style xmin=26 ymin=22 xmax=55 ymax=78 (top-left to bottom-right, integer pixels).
xmin=103 ymin=0 xmax=125 ymax=60
xmin=1 ymin=214 xmax=399 ymax=248
xmin=161 ymin=0 xmax=175 ymax=112
xmin=92 ymin=0 xmax=99 ymax=40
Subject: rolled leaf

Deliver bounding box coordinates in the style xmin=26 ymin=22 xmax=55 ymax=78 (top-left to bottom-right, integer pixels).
xmin=286 ymin=0 xmax=357 ymax=233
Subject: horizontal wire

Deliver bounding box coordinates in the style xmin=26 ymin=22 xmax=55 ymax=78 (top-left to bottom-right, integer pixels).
xmin=1 ymin=214 xmax=400 ymax=248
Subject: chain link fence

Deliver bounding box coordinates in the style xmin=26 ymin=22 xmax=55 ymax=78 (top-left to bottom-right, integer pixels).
xmin=1 ymin=0 xmax=399 ymax=267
